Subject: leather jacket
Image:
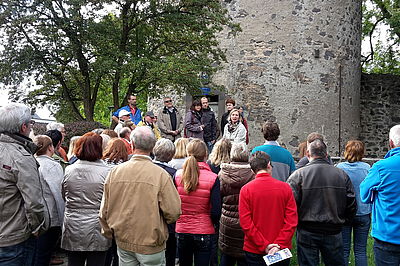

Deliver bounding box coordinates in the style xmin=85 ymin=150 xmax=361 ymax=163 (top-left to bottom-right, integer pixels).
xmin=287 ymin=158 xmax=356 ymax=234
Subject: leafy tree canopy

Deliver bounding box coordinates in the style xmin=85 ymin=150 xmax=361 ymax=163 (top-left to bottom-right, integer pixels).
xmin=0 ymin=0 xmax=239 ymax=123
xmin=362 ymin=0 xmax=400 ymax=74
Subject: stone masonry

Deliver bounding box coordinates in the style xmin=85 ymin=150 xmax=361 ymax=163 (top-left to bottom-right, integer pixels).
xmin=360 ymin=73 xmax=400 ymax=158
xmin=213 ymin=0 xmax=362 ymax=156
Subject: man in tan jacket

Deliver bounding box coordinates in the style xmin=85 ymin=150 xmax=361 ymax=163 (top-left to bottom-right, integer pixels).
xmin=100 ymin=126 xmax=181 ymax=265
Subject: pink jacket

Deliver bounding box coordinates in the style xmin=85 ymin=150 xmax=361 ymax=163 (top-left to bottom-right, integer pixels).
xmin=175 ymin=162 xmax=217 ymax=234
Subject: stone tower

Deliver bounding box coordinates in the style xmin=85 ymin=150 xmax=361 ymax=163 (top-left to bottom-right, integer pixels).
xmin=214 ymin=0 xmax=362 ymax=156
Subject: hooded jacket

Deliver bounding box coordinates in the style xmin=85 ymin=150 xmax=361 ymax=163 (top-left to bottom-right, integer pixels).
xmin=218 ymin=162 xmax=254 ymax=258
xmin=0 ymin=133 xmax=50 ymax=247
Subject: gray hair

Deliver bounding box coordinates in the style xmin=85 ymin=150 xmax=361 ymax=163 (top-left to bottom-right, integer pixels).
xmin=46 ymin=122 xmax=64 ymax=131
xmin=308 ymin=139 xmax=327 ymax=158
xmin=230 ymin=143 xmax=249 ymax=162
xmin=130 ymin=126 xmax=156 ymax=152
xmin=389 ymin=125 xmax=400 ymax=147
xmin=153 ymin=138 xmax=176 ymax=162
xmin=0 ymin=103 xmax=31 ymax=134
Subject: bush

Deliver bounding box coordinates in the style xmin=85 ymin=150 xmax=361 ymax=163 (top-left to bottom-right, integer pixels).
xmin=33 ymin=121 xmax=106 ymax=148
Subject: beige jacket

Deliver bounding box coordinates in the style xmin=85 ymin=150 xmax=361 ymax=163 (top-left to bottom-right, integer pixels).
xmin=157 ymin=107 xmax=184 ymax=141
xmin=100 ymin=155 xmax=181 ymax=255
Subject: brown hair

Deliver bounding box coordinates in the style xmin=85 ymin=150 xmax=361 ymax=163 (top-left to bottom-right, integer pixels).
xmin=34 ymin=135 xmax=53 ymax=156
xmin=102 ymin=129 xmax=118 ymax=138
xmin=174 ymin=138 xmax=190 ymax=159
xmin=103 ymin=138 xmax=128 ymax=163
xmin=262 ymin=121 xmax=280 ymax=141
xmin=181 ymin=139 xmax=208 ymax=193
xmin=307 ymin=132 xmax=324 ymax=143
xmin=225 ymin=98 xmax=235 ymax=106
xmin=74 ymin=132 xmax=103 ymax=161
xmin=344 ymin=140 xmax=365 ymax=163
xmin=298 ymin=141 xmax=307 ymax=158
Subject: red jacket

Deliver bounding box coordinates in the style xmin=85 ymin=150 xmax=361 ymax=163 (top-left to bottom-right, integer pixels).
xmin=175 ymin=162 xmax=217 ymax=234
xmin=239 ymin=172 xmax=297 ymax=254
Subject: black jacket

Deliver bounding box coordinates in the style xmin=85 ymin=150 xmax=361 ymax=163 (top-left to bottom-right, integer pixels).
xmin=201 ymin=107 xmax=217 ymax=142
xmin=287 ymin=158 xmax=357 ymax=234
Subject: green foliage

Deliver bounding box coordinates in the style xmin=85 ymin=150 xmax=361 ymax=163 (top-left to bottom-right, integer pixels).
xmin=362 ymin=0 xmax=400 ymax=74
xmin=0 ymin=0 xmax=240 ymax=122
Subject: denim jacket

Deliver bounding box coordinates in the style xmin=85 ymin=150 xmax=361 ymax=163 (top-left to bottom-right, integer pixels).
xmin=336 ymin=161 xmax=371 ymax=216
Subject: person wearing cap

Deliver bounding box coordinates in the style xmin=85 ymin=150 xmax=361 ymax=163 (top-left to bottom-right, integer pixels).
xmin=114 ymin=109 xmax=132 ymax=135
xmin=138 ymin=111 xmax=162 ymax=140
xmin=112 ymin=94 xmax=142 ymax=125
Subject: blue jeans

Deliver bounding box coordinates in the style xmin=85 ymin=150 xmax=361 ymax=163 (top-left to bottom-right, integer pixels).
xmin=245 ymin=251 xmax=290 ymax=266
xmin=177 ymin=233 xmax=212 ymax=266
xmin=296 ymin=228 xmax=344 ymax=266
xmin=342 ymin=214 xmax=371 ymax=266
xmin=0 ymin=236 xmax=37 ymax=266
xmin=374 ymin=238 xmax=400 ymax=266
xmin=206 ymin=141 xmax=215 ymax=154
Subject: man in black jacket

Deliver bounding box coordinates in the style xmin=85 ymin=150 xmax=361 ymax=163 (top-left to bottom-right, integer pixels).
xmin=287 ymin=139 xmax=356 ymax=266
xmin=201 ymin=97 xmax=217 ymax=152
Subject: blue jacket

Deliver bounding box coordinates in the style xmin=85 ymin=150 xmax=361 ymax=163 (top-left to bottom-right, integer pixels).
xmin=252 ymin=141 xmax=296 ymax=182
xmin=336 ymin=161 xmax=371 ymax=216
xmin=113 ymin=106 xmax=142 ymax=125
xmin=360 ymin=147 xmax=400 ymax=244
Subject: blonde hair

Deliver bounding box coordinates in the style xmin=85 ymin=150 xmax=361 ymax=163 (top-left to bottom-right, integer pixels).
xmin=209 ymin=138 xmax=232 ymax=166
xmin=181 ymin=139 xmax=207 ymax=193
xmin=174 ymin=138 xmax=190 ymax=159
xmin=344 ymin=140 xmax=365 ymax=163
xmin=228 ymin=108 xmax=242 ymax=122
xmin=67 ymin=136 xmax=81 ymax=160
xmin=34 ymin=135 xmax=53 ymax=156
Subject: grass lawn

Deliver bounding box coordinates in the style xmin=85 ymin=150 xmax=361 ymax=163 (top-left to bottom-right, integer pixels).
xmin=289 ymin=233 xmax=375 ymax=265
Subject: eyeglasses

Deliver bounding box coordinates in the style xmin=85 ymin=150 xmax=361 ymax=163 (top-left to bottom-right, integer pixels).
xmin=164 ymin=100 xmax=172 ymax=103
xmin=29 ymin=120 xmax=35 ymax=126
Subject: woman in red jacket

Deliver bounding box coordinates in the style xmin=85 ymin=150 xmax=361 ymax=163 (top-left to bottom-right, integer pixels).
xmin=175 ymin=139 xmax=221 ymax=266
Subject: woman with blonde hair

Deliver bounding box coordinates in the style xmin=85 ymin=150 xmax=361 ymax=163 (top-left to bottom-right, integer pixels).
xmin=102 ymin=138 xmax=128 ymax=167
xmin=170 ymin=137 xmax=190 ymax=169
xmin=223 ymin=108 xmax=247 ymax=145
xmin=67 ymin=136 xmax=81 ymax=164
xmin=175 ymin=139 xmax=221 ymax=266
xmin=207 ymin=138 xmax=232 ymax=174
xmin=336 ymin=140 xmax=371 ymax=266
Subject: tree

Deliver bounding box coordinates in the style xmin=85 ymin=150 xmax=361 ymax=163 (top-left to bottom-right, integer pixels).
xmin=0 ymin=0 xmax=239 ymax=122
xmin=362 ymin=0 xmax=400 ymax=74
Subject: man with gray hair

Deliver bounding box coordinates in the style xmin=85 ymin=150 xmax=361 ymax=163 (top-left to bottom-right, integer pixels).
xmin=360 ymin=125 xmax=400 ymax=266
xmin=287 ymin=139 xmax=356 ymax=266
xmin=0 ymin=103 xmax=49 ymax=265
xmin=100 ymin=127 xmax=181 ymax=265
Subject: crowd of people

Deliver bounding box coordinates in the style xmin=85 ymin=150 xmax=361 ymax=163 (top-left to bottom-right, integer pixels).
xmin=0 ymin=98 xmax=399 ymax=266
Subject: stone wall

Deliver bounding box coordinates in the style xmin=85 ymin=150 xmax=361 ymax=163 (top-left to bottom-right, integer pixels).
xmin=213 ymin=0 xmax=362 ymax=156
xmin=360 ymin=73 xmax=400 ymax=158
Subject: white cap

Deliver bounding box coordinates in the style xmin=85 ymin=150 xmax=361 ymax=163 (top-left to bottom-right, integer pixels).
xmin=118 ymin=109 xmax=131 ymax=118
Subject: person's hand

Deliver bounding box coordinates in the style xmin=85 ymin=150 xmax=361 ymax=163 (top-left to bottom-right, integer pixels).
xmin=266 ymin=244 xmax=280 ymax=255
